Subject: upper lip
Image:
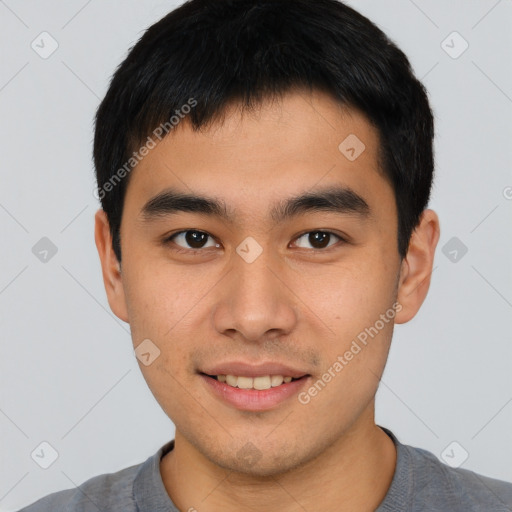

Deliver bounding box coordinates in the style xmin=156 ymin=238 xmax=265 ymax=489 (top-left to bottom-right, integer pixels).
xmin=201 ymin=361 xmax=309 ymax=379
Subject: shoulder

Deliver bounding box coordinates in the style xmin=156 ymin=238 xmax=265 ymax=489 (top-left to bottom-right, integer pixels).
xmin=405 ymin=442 xmax=512 ymax=511
xmin=17 ymin=462 xmax=142 ymax=512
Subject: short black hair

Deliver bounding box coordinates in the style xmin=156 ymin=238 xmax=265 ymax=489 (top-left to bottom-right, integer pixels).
xmin=93 ymin=0 xmax=435 ymax=263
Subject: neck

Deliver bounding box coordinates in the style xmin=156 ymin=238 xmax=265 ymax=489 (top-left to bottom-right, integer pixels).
xmin=160 ymin=405 xmax=396 ymax=512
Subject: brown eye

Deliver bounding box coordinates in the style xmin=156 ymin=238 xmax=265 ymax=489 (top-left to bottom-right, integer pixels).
xmin=292 ymin=231 xmax=344 ymax=250
xmin=168 ymin=230 xmax=219 ymax=251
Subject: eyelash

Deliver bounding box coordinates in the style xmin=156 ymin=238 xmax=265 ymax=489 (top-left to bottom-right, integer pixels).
xmin=163 ymin=229 xmax=348 ymax=254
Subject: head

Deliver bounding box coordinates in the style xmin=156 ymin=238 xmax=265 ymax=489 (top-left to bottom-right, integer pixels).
xmin=94 ymin=0 xmax=439 ymax=476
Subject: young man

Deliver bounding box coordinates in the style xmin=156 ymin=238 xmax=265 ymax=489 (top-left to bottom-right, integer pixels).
xmin=20 ymin=0 xmax=512 ymax=510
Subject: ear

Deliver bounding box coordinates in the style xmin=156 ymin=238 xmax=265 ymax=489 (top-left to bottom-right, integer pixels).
xmin=94 ymin=209 xmax=129 ymax=323
xmin=395 ymin=209 xmax=440 ymax=324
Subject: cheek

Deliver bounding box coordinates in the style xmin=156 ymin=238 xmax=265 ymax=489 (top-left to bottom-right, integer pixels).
xmin=301 ymin=255 xmax=398 ymax=399
xmin=327 ymin=259 xmax=397 ymax=385
xmin=295 ymin=257 xmax=395 ymax=337
xmin=122 ymin=254 xmax=200 ymax=340
xmin=120 ymin=262 xmax=197 ymax=400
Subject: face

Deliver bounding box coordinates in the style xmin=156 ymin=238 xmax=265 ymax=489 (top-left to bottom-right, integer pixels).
xmin=96 ymin=89 xmax=428 ymax=476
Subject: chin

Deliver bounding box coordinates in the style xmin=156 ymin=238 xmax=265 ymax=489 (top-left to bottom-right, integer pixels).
xmin=218 ymin=453 xmax=302 ymax=478
xmin=202 ymin=436 xmax=319 ymax=478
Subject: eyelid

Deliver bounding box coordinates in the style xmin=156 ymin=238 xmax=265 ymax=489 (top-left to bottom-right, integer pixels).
xmin=165 ymin=229 xmax=220 ymax=252
xmin=290 ymin=230 xmax=347 ymax=250
xmin=164 ymin=229 xmax=348 ymax=252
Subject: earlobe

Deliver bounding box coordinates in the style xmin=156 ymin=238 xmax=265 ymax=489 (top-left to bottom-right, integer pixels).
xmin=94 ymin=209 xmax=130 ymax=323
xmin=395 ymin=209 xmax=440 ymax=324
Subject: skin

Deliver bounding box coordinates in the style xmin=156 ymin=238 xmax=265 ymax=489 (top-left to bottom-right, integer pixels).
xmin=95 ymin=88 xmax=440 ymax=511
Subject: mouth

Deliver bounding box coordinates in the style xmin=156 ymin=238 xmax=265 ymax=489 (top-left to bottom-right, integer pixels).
xmin=199 ymin=371 xmax=311 ymax=411
xmin=201 ymin=373 xmax=305 ymax=390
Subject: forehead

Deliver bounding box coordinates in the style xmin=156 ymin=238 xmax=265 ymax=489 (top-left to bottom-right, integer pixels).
xmin=122 ymin=89 xmax=393 ymax=227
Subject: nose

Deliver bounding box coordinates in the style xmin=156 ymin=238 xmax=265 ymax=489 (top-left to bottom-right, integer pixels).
xmin=212 ymin=243 xmax=298 ymax=343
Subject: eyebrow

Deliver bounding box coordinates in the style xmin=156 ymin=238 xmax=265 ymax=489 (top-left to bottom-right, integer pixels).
xmin=139 ymin=185 xmax=371 ymax=225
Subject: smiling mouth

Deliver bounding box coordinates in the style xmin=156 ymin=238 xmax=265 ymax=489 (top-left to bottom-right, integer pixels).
xmin=201 ymin=373 xmax=307 ymax=390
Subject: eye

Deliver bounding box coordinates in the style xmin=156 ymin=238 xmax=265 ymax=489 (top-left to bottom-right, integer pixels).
xmin=164 ymin=229 xmax=346 ymax=253
xmin=291 ymin=230 xmax=345 ymax=250
xmin=166 ymin=230 xmax=220 ymax=251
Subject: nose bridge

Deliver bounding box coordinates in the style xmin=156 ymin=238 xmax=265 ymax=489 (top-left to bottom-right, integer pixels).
xmin=234 ymin=244 xmax=278 ymax=301
xmin=212 ymin=237 xmax=298 ymax=341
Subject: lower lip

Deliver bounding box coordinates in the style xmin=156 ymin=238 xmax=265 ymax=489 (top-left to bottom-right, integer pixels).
xmin=201 ymin=374 xmax=310 ymax=412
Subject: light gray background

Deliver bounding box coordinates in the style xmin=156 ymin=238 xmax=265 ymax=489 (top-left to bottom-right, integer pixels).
xmin=1 ymin=0 xmax=511 ymax=510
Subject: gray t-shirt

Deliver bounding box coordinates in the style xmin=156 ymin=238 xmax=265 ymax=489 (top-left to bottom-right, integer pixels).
xmin=18 ymin=427 xmax=512 ymax=511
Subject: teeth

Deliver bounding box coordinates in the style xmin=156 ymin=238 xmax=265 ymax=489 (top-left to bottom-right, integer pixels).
xmin=216 ymin=374 xmax=298 ymax=390
xmin=254 ymin=376 xmax=271 ymax=390
xmin=271 ymin=375 xmax=284 ymax=387
xmin=237 ymin=376 xmax=253 ymax=389
xmin=225 ymin=375 xmax=238 ymax=387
